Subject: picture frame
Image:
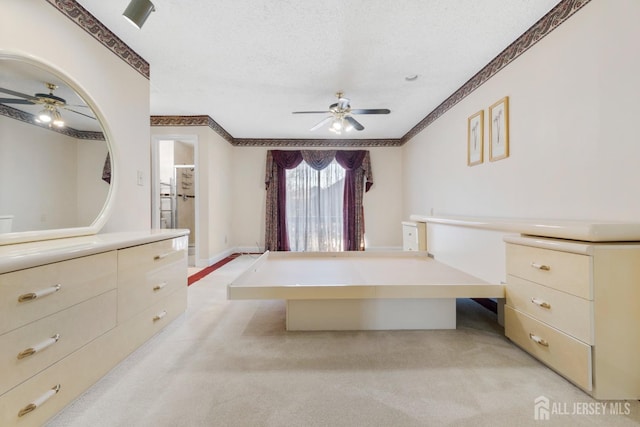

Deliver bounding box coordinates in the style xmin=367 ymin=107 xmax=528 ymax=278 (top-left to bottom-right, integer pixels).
xmin=489 ymin=96 xmax=509 ymax=161
xmin=467 ymin=110 xmax=484 ymax=166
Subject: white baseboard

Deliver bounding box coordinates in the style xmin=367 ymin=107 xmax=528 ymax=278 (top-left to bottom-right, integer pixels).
xmin=195 ymin=247 xmax=235 ymax=268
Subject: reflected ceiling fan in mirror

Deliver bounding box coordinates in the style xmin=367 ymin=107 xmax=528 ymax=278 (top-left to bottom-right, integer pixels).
xmin=292 ymin=92 xmax=390 ymax=135
xmin=0 ymin=82 xmax=95 ymax=128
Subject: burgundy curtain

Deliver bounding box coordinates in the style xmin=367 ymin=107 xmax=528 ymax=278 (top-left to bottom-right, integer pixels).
xmin=335 ymin=151 xmax=373 ymax=250
xmin=265 ymin=149 xmax=373 ymax=252
xmin=265 ymin=150 xmax=303 ymax=251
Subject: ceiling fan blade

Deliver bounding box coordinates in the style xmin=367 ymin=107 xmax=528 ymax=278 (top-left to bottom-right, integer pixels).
xmin=62 ymin=106 xmax=97 ymax=120
xmin=310 ymin=116 xmax=333 ymax=131
xmin=292 ymin=111 xmax=331 ymax=114
xmin=0 ymin=87 xmax=39 ymax=102
xmin=345 ymin=116 xmax=364 ymax=131
xmin=0 ymin=98 xmax=35 ymax=105
xmin=350 ymin=108 xmax=391 ymax=114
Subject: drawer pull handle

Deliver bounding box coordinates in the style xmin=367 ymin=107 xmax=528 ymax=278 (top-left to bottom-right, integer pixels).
xmin=18 ymin=284 xmax=61 ymax=303
xmin=153 ymin=310 xmax=167 ymax=322
xmin=529 ymin=333 xmax=549 ymax=347
xmin=153 ymin=282 xmax=167 ymax=291
xmin=18 ymin=384 xmax=61 ymax=417
xmin=17 ymin=334 xmax=61 ymax=360
xmin=530 ymin=298 xmax=551 ymax=309
xmin=530 ymin=262 xmax=550 ymax=271
xmin=154 ymin=252 xmax=173 ymax=261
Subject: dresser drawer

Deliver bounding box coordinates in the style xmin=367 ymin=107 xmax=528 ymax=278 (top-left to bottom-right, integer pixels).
xmin=117 ymin=255 xmax=186 ymax=323
xmin=117 ymin=237 xmax=187 ymax=275
xmin=0 ymin=290 xmax=116 ymax=396
xmin=506 ymin=275 xmax=593 ymax=344
xmin=117 ymin=286 xmax=187 ymax=357
xmin=0 ymin=326 xmax=118 ymax=427
xmin=506 ymin=243 xmax=591 ymax=299
xmin=505 ymin=306 xmax=592 ymax=391
xmin=0 ymin=251 xmax=117 ymax=335
xmin=402 ymin=223 xmax=419 ymax=251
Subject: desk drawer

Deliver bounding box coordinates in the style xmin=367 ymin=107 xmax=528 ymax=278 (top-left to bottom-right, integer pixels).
xmin=506 ymin=275 xmax=593 ymax=344
xmin=0 ymin=251 xmax=117 ymax=335
xmin=505 ymin=306 xmax=592 ymax=392
xmin=506 ymin=243 xmax=591 ymax=299
xmin=0 ymin=290 xmax=116 ymax=396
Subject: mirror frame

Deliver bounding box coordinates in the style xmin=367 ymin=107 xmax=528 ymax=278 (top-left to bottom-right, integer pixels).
xmin=0 ymin=51 xmax=117 ymax=246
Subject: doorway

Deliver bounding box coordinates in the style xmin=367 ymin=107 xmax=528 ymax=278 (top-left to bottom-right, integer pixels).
xmin=151 ymin=136 xmax=198 ymax=266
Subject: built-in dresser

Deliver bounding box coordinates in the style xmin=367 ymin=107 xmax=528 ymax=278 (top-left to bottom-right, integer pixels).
xmin=0 ymin=230 xmax=188 ymax=426
xmin=504 ymin=234 xmax=640 ymax=400
xmin=410 ymin=214 xmax=640 ymax=399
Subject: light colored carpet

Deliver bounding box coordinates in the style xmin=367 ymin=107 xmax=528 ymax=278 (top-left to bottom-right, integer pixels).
xmin=46 ymin=256 xmax=640 ymax=427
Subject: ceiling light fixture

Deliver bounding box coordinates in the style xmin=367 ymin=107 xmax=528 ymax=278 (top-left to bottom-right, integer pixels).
xmin=35 ymin=104 xmax=65 ymax=128
xmin=405 ymin=74 xmax=419 ymax=82
xmin=123 ymin=0 xmax=156 ymax=29
xmin=36 ymin=107 xmax=53 ymax=123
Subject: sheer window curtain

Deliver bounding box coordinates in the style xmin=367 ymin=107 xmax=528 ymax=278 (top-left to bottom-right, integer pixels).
xmin=264 ymin=150 xmax=373 ymax=252
xmin=286 ymin=159 xmax=345 ymax=251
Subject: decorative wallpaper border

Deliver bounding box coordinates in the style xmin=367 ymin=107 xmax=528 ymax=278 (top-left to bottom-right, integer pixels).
xmin=49 ymin=0 xmax=589 ymax=146
xmin=45 ymin=0 xmax=150 ymax=79
xmin=150 ymin=115 xmax=402 ymax=147
xmin=150 ymin=115 xmax=235 ymax=144
xmin=233 ymin=138 xmax=403 ymax=148
xmin=400 ymin=0 xmax=591 ymax=144
xmin=0 ymin=104 xmax=105 ymax=141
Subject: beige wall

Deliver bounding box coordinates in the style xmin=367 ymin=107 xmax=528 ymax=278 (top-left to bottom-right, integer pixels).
xmin=402 ymin=0 xmax=640 ymax=222
xmin=151 ymin=126 xmax=234 ymax=266
xmin=231 ymin=146 xmax=404 ymax=251
xmin=2 ymin=0 xmax=151 ymax=233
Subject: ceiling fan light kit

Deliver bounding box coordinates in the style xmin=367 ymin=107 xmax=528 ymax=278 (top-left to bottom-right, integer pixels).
xmin=0 ymin=82 xmax=96 ymax=129
xmin=292 ymin=92 xmax=390 ymax=134
xmin=123 ymin=0 xmax=156 ymax=29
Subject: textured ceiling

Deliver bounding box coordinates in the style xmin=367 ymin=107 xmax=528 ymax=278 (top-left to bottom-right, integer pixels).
xmin=75 ymin=0 xmax=562 ymax=140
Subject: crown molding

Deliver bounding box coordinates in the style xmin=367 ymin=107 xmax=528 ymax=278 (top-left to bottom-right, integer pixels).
xmin=0 ymin=104 xmax=105 ymax=141
xmin=45 ymin=0 xmax=149 ymax=79
xmin=400 ymin=0 xmax=591 ymax=144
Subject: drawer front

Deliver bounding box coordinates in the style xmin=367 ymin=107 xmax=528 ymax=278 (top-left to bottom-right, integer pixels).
xmin=505 ymin=306 xmax=592 ymax=392
xmin=0 ymin=251 xmax=117 ymax=335
xmin=506 ymin=243 xmax=592 ymax=299
xmin=117 ymin=257 xmax=186 ymax=322
xmin=506 ymin=275 xmax=593 ymax=344
xmin=402 ymin=225 xmax=419 ymax=251
xmin=117 ymin=287 xmax=187 ymax=358
xmin=117 ymin=237 xmax=187 ymax=275
xmin=0 ymin=327 xmax=119 ymax=427
xmin=0 ymin=290 xmax=116 ymax=396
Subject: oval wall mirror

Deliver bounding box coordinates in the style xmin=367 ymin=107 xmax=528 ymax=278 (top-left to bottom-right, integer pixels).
xmin=0 ymin=53 xmax=115 ymax=245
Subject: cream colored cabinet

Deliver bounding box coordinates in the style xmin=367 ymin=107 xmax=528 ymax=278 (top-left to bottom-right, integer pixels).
xmin=0 ymin=232 xmax=188 ymax=426
xmin=504 ymin=235 xmax=640 ymax=399
xmin=402 ymin=221 xmax=426 ymax=251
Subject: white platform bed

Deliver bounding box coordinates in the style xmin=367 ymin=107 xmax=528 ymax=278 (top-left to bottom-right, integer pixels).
xmin=227 ymin=251 xmax=504 ymax=331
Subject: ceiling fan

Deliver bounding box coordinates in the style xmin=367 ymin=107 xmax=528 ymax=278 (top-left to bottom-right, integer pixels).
xmin=0 ymin=82 xmax=95 ymax=127
xmin=292 ymin=92 xmax=390 ymax=134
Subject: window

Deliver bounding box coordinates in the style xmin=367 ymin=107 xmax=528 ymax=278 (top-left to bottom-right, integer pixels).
xmin=285 ymin=159 xmax=345 ymax=251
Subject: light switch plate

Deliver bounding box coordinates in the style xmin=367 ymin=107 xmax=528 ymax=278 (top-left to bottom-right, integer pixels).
xmin=137 ymin=170 xmax=144 ymax=186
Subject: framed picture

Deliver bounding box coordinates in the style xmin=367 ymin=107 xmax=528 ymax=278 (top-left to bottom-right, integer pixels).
xmin=489 ymin=96 xmax=509 ymax=161
xmin=467 ymin=110 xmax=484 ymax=166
